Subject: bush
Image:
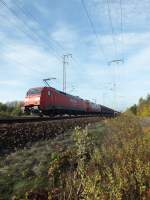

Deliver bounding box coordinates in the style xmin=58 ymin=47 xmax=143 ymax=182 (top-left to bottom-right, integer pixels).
xmin=46 ymin=114 xmax=150 ymax=200
xmin=0 ymin=114 xmax=150 ymax=199
xmin=0 ymin=101 xmax=23 ymax=117
xmin=129 ymin=94 xmax=150 ymax=116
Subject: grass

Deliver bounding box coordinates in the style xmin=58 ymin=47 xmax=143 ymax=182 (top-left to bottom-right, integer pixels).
xmin=0 ymin=130 xmax=74 ymax=200
xmin=0 ymin=114 xmax=150 ymax=199
xmin=47 ymin=114 xmax=150 ymax=200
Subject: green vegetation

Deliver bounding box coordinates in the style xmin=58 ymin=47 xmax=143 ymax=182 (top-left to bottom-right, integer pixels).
xmin=0 ymin=114 xmax=150 ymax=199
xmin=46 ymin=114 xmax=150 ymax=200
xmin=0 ymin=101 xmax=23 ymax=117
xmin=0 ymin=130 xmax=73 ymax=200
xmin=129 ymin=95 xmax=150 ymax=116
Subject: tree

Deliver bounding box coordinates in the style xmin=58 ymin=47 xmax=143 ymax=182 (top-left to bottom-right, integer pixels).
xmin=0 ymin=101 xmax=23 ymax=117
xmin=130 ymin=104 xmax=137 ymax=115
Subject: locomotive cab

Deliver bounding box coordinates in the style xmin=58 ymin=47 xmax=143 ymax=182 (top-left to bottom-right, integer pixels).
xmin=24 ymin=87 xmax=43 ymax=115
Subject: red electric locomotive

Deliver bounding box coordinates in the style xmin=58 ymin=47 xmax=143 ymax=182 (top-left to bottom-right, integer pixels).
xmin=24 ymin=86 xmax=116 ymax=116
xmin=24 ymin=86 xmax=87 ymax=116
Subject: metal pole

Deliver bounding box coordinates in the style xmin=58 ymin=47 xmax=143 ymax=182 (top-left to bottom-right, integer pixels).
xmin=63 ymin=58 xmax=65 ymax=92
xmin=102 ymin=93 xmax=106 ymax=105
xmin=63 ymin=54 xmax=72 ymax=93
xmin=108 ymin=59 xmax=123 ymax=110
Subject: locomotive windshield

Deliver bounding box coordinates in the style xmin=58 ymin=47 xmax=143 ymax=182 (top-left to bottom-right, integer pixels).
xmin=26 ymin=88 xmax=42 ymax=96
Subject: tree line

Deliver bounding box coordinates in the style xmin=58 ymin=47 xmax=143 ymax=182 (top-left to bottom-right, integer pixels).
xmin=129 ymin=95 xmax=150 ymax=116
xmin=0 ymin=101 xmax=23 ymax=117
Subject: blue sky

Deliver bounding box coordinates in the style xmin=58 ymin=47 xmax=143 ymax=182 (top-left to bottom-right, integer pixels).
xmin=0 ymin=0 xmax=150 ymax=110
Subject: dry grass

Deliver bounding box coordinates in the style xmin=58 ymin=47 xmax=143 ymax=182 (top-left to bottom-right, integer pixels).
xmin=0 ymin=114 xmax=150 ymax=200
xmin=46 ymin=114 xmax=150 ymax=200
xmin=0 ymin=131 xmax=72 ymax=200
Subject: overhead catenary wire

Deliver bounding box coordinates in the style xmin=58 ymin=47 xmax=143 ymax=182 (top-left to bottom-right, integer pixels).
xmin=80 ymin=0 xmax=108 ymax=64
xmin=106 ymin=0 xmax=121 ymax=109
xmin=12 ymin=0 xmax=82 ymax=66
xmin=13 ymin=0 xmax=82 ymax=69
xmin=119 ymin=0 xmax=124 ymax=61
xmin=0 ymin=0 xmax=83 ymax=93
xmin=12 ymin=1 xmax=67 ymax=52
xmin=0 ymin=1 xmax=37 ymax=45
xmin=0 ymin=0 xmax=62 ymax=62
xmin=106 ymin=0 xmax=118 ymax=59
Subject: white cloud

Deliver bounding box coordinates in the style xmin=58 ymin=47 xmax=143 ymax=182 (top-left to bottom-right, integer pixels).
xmin=0 ymin=80 xmax=21 ymax=86
xmin=51 ymin=23 xmax=78 ymax=50
xmin=87 ymin=0 xmax=150 ymax=32
xmin=3 ymin=42 xmax=60 ymax=75
xmin=117 ymin=46 xmax=150 ymax=76
xmin=32 ymin=0 xmax=50 ymax=18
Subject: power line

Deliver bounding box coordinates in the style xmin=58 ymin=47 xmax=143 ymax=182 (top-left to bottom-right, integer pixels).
xmin=0 ymin=1 xmax=37 ymax=43
xmin=0 ymin=0 xmax=83 ymax=92
xmin=1 ymin=0 xmax=92 ymax=69
xmin=80 ymin=0 xmax=108 ymax=64
xmin=106 ymin=0 xmax=118 ymax=58
xmin=13 ymin=0 xmax=83 ymax=69
xmin=12 ymin=1 xmax=83 ymax=67
xmin=0 ymin=0 xmax=62 ymax=62
xmin=119 ymin=0 xmax=124 ymax=61
xmin=13 ymin=1 xmax=67 ymax=53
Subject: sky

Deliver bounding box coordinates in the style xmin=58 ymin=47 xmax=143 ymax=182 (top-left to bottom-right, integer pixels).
xmin=0 ymin=0 xmax=150 ymax=111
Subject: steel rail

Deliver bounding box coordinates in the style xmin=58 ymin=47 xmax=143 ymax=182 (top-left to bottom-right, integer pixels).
xmin=0 ymin=115 xmax=104 ymax=124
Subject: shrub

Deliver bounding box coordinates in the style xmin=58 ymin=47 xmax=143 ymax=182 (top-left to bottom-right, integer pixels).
xmin=0 ymin=101 xmax=23 ymax=117
xmin=0 ymin=114 xmax=149 ymax=199
xmin=47 ymin=114 xmax=150 ymax=200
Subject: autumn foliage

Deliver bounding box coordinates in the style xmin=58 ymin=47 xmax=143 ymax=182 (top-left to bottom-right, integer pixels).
xmin=0 ymin=114 xmax=150 ymax=199
xmin=129 ymin=95 xmax=150 ymax=116
xmin=46 ymin=114 xmax=150 ymax=200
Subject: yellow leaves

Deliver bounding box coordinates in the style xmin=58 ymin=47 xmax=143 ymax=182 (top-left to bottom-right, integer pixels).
xmin=47 ymin=114 xmax=150 ymax=199
xmin=48 ymin=158 xmax=60 ymax=177
xmin=82 ymin=172 xmax=102 ymax=200
xmin=143 ymin=127 xmax=150 ymax=133
xmin=3 ymin=114 xmax=149 ymax=199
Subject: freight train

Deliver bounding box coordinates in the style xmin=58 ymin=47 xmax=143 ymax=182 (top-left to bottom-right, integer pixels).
xmin=24 ymin=86 xmax=117 ymax=117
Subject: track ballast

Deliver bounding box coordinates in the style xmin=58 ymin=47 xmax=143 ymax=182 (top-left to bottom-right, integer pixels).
xmin=0 ymin=115 xmax=102 ymax=124
xmin=0 ymin=115 xmax=104 ymax=154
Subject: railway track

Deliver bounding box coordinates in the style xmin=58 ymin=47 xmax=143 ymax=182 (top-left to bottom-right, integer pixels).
xmin=0 ymin=115 xmax=103 ymax=154
xmin=0 ymin=115 xmax=101 ymax=124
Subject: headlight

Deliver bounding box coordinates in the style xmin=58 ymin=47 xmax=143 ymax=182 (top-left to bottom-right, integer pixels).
xmin=34 ymin=97 xmax=40 ymax=104
xmin=34 ymin=97 xmax=40 ymax=101
xmin=24 ymin=98 xmax=28 ymax=103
